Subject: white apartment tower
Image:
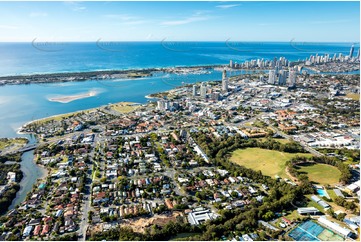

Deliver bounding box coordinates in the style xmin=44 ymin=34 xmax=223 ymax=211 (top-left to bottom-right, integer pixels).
xmin=200 ymin=82 xmax=207 ymax=98
xmin=268 ymin=70 xmax=276 ymax=84
xmin=222 ymin=69 xmax=228 ymax=92
xmin=192 ymin=85 xmax=197 ymax=96
xmin=288 ymin=70 xmax=297 ymax=87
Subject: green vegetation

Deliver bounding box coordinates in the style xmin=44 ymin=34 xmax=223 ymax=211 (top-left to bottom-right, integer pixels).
xmin=0 ymin=153 xmax=23 ymax=215
xmin=333 ymin=197 xmax=358 ymax=211
xmin=0 ymin=184 xmax=20 ymax=215
xmin=91 ymin=133 xmax=315 ymax=241
xmin=284 ymin=210 xmax=304 ymax=222
xmin=317 ymin=148 xmax=360 ymax=164
xmin=230 ymin=148 xmax=312 ymax=179
xmin=170 ymin=232 xmax=201 ymax=240
xmin=0 ymin=163 xmax=22 ymax=185
xmin=0 ymin=137 xmax=28 ymax=150
xmin=259 ymin=137 xmax=291 ymax=144
xmin=296 ymin=163 xmax=341 ymax=185
xmin=327 ymin=189 xmax=338 ymax=201
xmin=287 ymin=156 xmax=352 ymax=185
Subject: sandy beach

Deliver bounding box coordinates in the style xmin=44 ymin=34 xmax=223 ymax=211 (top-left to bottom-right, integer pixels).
xmin=48 ymin=90 xmax=97 ymax=103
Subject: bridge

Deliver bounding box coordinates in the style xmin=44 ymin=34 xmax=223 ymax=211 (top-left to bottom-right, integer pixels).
xmin=16 ymin=144 xmax=38 ymax=153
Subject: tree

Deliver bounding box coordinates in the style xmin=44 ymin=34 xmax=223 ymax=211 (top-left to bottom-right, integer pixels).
xmin=336 ymin=213 xmax=346 ymax=221
xmin=262 ymin=211 xmax=275 ymax=221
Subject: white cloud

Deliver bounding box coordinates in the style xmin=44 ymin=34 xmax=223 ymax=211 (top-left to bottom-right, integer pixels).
xmin=104 ymin=14 xmax=138 ymax=21
xmin=146 ymin=33 xmax=154 ymax=40
xmin=216 ymin=4 xmax=240 ymax=9
xmin=123 ymin=20 xmax=147 ymax=26
xmin=65 ymin=2 xmax=87 ymax=12
xmin=0 ymin=25 xmax=18 ymax=30
xmin=104 ymin=14 xmax=146 ymax=25
xmin=29 ymin=12 xmax=48 ymax=17
xmin=161 ymin=15 xmax=209 ymax=26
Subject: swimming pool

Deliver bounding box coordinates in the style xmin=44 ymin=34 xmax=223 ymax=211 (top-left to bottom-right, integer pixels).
xmin=317 ymin=189 xmax=327 ymax=197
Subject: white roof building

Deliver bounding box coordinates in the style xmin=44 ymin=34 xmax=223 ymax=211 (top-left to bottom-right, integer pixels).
xmin=187 ymin=208 xmax=217 ymax=225
xmin=318 ymin=216 xmax=352 ymax=238
xmin=297 ymin=207 xmax=320 ymax=215
xmin=22 ymin=226 xmax=33 ymax=237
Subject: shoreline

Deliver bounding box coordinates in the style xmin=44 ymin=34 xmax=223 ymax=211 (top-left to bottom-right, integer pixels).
xmin=0 ymin=64 xmax=225 ymax=86
xmin=18 ymin=101 xmax=139 ymax=132
xmin=0 ymin=64 xmax=224 ymax=78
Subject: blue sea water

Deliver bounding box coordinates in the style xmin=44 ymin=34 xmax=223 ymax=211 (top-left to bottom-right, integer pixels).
xmin=0 ymin=41 xmax=358 ymax=76
xmin=0 ymin=42 xmax=359 ymax=138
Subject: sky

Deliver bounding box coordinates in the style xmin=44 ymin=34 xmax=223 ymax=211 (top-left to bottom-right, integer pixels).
xmin=0 ymin=1 xmax=359 ymax=42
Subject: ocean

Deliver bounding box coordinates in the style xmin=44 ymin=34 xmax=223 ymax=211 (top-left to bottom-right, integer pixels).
xmin=0 ymin=42 xmax=359 ymax=138
xmin=0 ymin=41 xmax=358 ymax=76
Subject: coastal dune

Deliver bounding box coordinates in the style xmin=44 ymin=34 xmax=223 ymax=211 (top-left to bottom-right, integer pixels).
xmin=48 ymin=90 xmax=97 ymax=103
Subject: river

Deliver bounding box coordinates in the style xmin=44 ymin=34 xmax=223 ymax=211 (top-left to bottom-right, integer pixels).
xmin=8 ymin=134 xmax=47 ymax=210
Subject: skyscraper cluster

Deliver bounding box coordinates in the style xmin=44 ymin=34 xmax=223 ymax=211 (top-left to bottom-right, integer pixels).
xmin=306 ymin=45 xmax=360 ymax=65
xmin=192 ymin=82 xmax=209 ymax=98
xmin=268 ymin=68 xmax=297 ymax=87
xmin=229 ymin=57 xmax=290 ymax=69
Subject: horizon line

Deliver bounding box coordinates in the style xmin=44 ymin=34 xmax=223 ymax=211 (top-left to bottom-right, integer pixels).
xmin=0 ymin=40 xmax=359 ymax=44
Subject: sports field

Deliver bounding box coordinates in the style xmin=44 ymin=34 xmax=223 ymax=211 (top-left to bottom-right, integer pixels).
xmin=110 ymin=102 xmax=140 ymax=113
xmin=296 ymin=163 xmax=341 ymax=185
xmin=230 ymin=148 xmax=313 ymax=178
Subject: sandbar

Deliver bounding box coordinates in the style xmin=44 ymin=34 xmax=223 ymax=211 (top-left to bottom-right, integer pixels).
xmin=48 ymin=91 xmax=97 ymax=103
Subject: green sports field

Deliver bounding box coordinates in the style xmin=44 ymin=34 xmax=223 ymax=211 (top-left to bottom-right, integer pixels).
xmin=296 ymin=163 xmax=341 ymax=185
xmin=230 ymin=148 xmax=313 ymax=179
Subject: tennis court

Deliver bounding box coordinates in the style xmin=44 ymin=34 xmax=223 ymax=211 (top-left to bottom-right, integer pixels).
xmin=318 ymin=229 xmax=343 ymax=241
xmin=288 ymin=220 xmax=343 ymax=241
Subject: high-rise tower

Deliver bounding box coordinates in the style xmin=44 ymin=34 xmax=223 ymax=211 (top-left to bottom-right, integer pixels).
xmin=200 ymin=82 xmax=207 ymax=98
xmin=268 ymin=70 xmax=276 ymax=84
xmin=222 ymin=69 xmax=228 ymax=92
xmin=192 ymin=85 xmax=197 ymax=96
xmin=349 ymin=45 xmax=354 ymax=58
xmin=288 ymin=70 xmax=297 ymax=87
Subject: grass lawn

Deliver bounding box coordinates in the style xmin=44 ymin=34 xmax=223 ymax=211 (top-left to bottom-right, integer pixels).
xmin=110 ymin=102 xmax=139 ymax=113
xmin=295 ymin=163 xmax=341 ymax=185
xmin=305 ymin=195 xmax=325 ymax=213
xmin=327 ymin=189 xmax=338 ymax=201
xmin=346 ymin=93 xmax=360 ymax=101
xmin=230 ymin=148 xmax=313 ymax=179
xmin=285 ymin=210 xmax=304 ymax=222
